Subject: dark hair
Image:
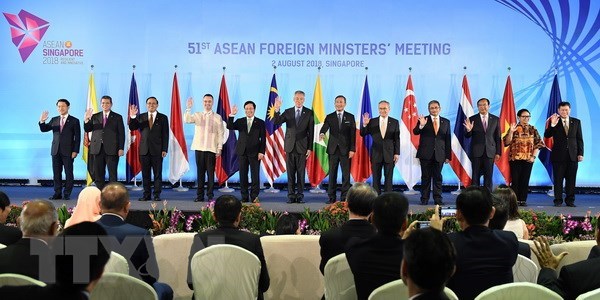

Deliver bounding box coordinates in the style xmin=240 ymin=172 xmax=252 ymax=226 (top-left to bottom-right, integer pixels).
xmin=346 ymin=183 xmax=377 ymax=217
xmin=335 ymin=95 xmax=346 ymax=103
xmin=56 ymin=99 xmax=70 ymax=107
xmin=100 ymin=182 xmax=129 ymax=211
xmin=517 ymin=109 xmax=530 ymax=117
xmin=203 ymin=94 xmax=214 ymax=100
xmin=244 ymin=101 xmax=256 ymax=109
xmin=456 ymin=186 xmax=493 ymax=226
xmin=294 ymin=90 xmax=305 ymax=96
xmin=558 ymin=101 xmax=571 ymax=108
xmin=54 ymin=221 xmax=110 ymax=289
xmin=146 ymin=97 xmax=158 ymax=104
xmin=428 ymin=100 xmax=440 ymax=108
xmin=477 ymin=98 xmax=490 ymax=106
xmin=494 ymin=185 xmax=519 ymax=220
xmin=403 ymin=227 xmax=456 ymax=292
xmin=489 ymin=191 xmax=509 ymax=230
xmin=101 ymin=95 xmax=112 ymax=104
xmin=0 ymin=190 xmax=9 ymax=210
xmin=275 ymin=214 xmax=298 ymax=235
xmin=372 ymin=192 xmax=409 ymax=235
xmin=213 ymin=195 xmax=242 ymax=224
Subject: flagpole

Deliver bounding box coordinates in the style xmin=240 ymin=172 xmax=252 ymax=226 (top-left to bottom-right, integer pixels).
xmin=264 ymin=64 xmax=281 ymax=193
xmin=545 ymin=68 xmax=558 ymax=198
xmin=309 ymin=66 xmax=326 ymax=194
xmin=217 ymin=66 xmax=236 ymax=193
xmin=129 ymin=64 xmax=143 ymax=191
xmin=171 ymin=65 xmax=190 ymax=192
xmin=451 ymin=66 xmax=469 ymax=195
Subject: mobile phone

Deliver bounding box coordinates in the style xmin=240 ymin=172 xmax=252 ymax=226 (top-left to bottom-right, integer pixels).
xmin=441 ymin=207 xmax=457 ymax=217
xmin=416 ymin=221 xmax=431 ymax=229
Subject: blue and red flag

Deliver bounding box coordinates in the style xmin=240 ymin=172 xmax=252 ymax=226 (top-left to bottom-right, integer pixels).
xmin=126 ymin=73 xmax=141 ymax=181
xmin=261 ymin=74 xmax=287 ymax=186
xmin=350 ymin=75 xmax=373 ymax=183
xmin=215 ymin=74 xmax=239 ymax=185
xmin=538 ymin=74 xmax=562 ymax=181
xmin=449 ymin=75 xmax=474 ymax=187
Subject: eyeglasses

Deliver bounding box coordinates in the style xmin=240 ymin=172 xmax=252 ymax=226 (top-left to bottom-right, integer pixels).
xmin=520 ymin=115 xmax=531 ymax=118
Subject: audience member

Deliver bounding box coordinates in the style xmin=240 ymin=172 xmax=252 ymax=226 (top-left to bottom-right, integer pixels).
xmin=65 ymin=186 xmax=102 ymax=228
xmin=0 ymin=200 xmax=57 ymax=281
xmin=319 ymin=182 xmax=377 ymax=273
xmin=489 ymin=186 xmax=531 ymax=258
xmin=96 ymin=182 xmax=173 ymax=300
xmin=0 ymin=190 xmax=21 ymax=245
xmin=495 ymin=185 xmax=529 ymax=239
xmin=187 ymin=195 xmax=270 ymax=299
xmin=446 ymin=186 xmax=518 ymax=300
xmin=346 ymin=192 xmax=408 ymax=300
xmin=401 ymin=227 xmax=456 ymax=300
xmin=275 ymin=213 xmax=300 ymax=235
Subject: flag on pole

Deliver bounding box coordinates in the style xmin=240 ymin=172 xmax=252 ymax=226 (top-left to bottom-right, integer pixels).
xmin=496 ymin=75 xmax=517 ymax=184
xmin=538 ymin=74 xmax=562 ymax=181
xmin=449 ymin=75 xmax=474 ymax=187
xmin=350 ymin=76 xmax=373 ymax=182
xmin=261 ymin=74 xmax=286 ymax=185
xmin=83 ymin=72 xmax=98 ymax=186
xmin=168 ymin=72 xmax=189 ymax=184
xmin=307 ymin=74 xmax=329 ymax=187
xmin=125 ymin=73 xmax=142 ymax=181
xmin=397 ymin=74 xmax=421 ymax=190
xmin=215 ymin=74 xmax=239 ymax=185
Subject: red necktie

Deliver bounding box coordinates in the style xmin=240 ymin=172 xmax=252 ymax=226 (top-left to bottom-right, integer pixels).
xmin=60 ymin=117 xmax=65 ymax=133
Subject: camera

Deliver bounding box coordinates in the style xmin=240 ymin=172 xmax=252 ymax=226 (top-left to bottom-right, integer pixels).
xmin=440 ymin=207 xmax=457 ymax=217
xmin=416 ymin=221 xmax=431 ymax=229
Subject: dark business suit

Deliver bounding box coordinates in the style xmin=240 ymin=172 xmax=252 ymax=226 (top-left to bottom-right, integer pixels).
xmin=129 ymin=112 xmax=169 ymax=199
xmin=227 ymin=116 xmax=266 ymax=202
xmin=84 ymin=111 xmax=125 ymax=190
xmin=413 ymin=116 xmax=451 ymax=204
xmin=544 ymin=117 xmax=583 ymax=206
xmin=187 ymin=224 xmax=270 ymax=299
xmin=346 ymin=233 xmax=404 ymax=300
xmin=447 ymin=226 xmax=518 ymax=300
xmin=538 ymin=257 xmax=600 ymax=300
xmin=465 ymin=114 xmax=501 ymax=191
xmin=360 ymin=117 xmax=400 ymax=194
xmin=320 ymin=111 xmax=356 ymax=201
xmin=39 ymin=115 xmax=81 ymax=198
xmin=0 ymin=238 xmax=54 ymax=282
xmin=0 ymin=223 xmax=22 ymax=246
xmin=319 ymin=219 xmax=375 ymax=273
xmin=274 ymin=106 xmax=314 ymax=201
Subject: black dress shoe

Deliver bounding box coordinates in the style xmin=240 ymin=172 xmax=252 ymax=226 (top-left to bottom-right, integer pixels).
xmin=420 ymin=201 xmax=428 ymax=205
xmin=194 ymin=197 xmax=204 ymax=202
xmin=49 ymin=195 xmax=62 ymax=200
xmin=153 ymin=197 xmax=161 ymax=202
xmin=286 ymin=198 xmax=295 ymax=204
xmin=566 ymin=203 xmax=577 ymax=207
xmin=138 ymin=197 xmax=150 ymax=202
xmin=326 ymin=198 xmax=336 ymax=204
xmin=241 ymin=198 xmax=250 ymax=203
xmin=553 ymin=203 xmax=562 ymax=207
xmin=297 ymin=198 xmax=305 ymax=204
xmin=434 ymin=201 xmax=445 ymax=206
xmin=63 ymin=196 xmax=70 ymax=200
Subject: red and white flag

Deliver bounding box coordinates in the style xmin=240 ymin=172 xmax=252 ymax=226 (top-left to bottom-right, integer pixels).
xmin=168 ymin=72 xmax=189 ymax=183
xmin=396 ymin=74 xmax=421 ymax=190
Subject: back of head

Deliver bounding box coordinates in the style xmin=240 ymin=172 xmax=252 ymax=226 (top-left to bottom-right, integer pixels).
xmin=100 ymin=182 xmax=129 ymax=213
xmin=403 ymin=228 xmax=456 ymax=292
xmin=54 ymin=221 xmax=110 ymax=289
xmin=20 ymin=200 xmax=57 ymax=236
xmin=494 ymin=185 xmax=519 ymax=220
xmin=0 ymin=190 xmax=9 ymax=210
xmin=213 ymin=195 xmax=242 ymax=225
xmin=347 ymin=183 xmax=377 ymax=217
xmin=489 ymin=188 xmax=510 ymax=230
xmin=456 ymin=186 xmax=493 ymax=226
xmin=275 ymin=214 xmax=299 ymax=235
xmin=372 ymin=192 xmax=409 ymax=235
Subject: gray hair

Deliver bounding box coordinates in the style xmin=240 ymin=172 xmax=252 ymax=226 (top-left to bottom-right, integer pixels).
xmin=20 ymin=200 xmax=57 ymax=235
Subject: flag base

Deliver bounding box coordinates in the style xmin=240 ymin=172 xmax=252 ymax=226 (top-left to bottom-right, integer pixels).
xmin=309 ymin=186 xmax=326 ymax=194
xmin=264 ymin=186 xmax=280 ymax=193
xmin=450 ymin=188 xmax=462 ymax=195
xmin=219 ymin=187 xmax=235 ymax=193
xmin=403 ymin=188 xmax=419 ymax=195
xmin=173 ymin=186 xmax=189 ymax=192
xmin=547 ymin=188 xmax=555 ymax=197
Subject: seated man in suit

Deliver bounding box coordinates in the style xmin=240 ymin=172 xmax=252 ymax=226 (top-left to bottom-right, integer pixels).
xmin=0 ymin=190 xmax=21 ymax=246
xmin=0 ymin=221 xmax=111 ymax=300
xmin=401 ymin=227 xmax=456 ymax=300
xmin=319 ymin=182 xmax=377 ymax=273
xmin=96 ymin=182 xmax=173 ymax=300
xmin=489 ymin=186 xmax=531 ymax=258
xmin=187 ymin=195 xmax=270 ymax=299
xmin=446 ymin=186 xmax=518 ymax=300
xmin=0 ymin=200 xmax=57 ymax=282
xmin=346 ymin=192 xmax=409 ymax=300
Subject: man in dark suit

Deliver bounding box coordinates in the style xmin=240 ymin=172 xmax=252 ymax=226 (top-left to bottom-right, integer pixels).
xmin=187 ymin=195 xmax=270 ymax=299
xmin=39 ymin=99 xmax=81 ymax=200
xmin=413 ymin=100 xmax=451 ymax=205
xmin=0 ymin=191 xmax=21 ymax=246
xmin=128 ymin=97 xmax=169 ymax=202
xmin=346 ymin=192 xmax=408 ymax=300
xmin=319 ymin=182 xmax=376 ymax=273
xmin=319 ymin=95 xmax=356 ymax=203
xmin=360 ymin=100 xmax=400 ymax=195
xmin=401 ymin=227 xmax=456 ymax=300
xmin=84 ymin=95 xmax=125 ymax=190
xmin=464 ymin=98 xmax=501 ymax=191
xmin=447 ymin=186 xmax=518 ymax=300
xmin=227 ymin=101 xmax=266 ymax=203
xmin=274 ymin=91 xmax=315 ymax=203
xmin=96 ymin=182 xmax=173 ymax=300
xmin=544 ymin=101 xmax=584 ymax=207
xmin=0 ymin=200 xmax=57 ymax=282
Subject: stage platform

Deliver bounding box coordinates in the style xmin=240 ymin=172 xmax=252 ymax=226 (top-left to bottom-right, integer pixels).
xmin=1 ymin=185 xmax=600 ymax=216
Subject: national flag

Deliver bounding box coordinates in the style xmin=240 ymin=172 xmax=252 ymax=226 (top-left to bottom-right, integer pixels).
xmin=83 ymin=72 xmax=98 ymax=186
xmin=307 ymin=74 xmax=329 ymax=187
xmin=261 ymin=74 xmax=287 ymax=185
xmin=396 ymin=74 xmax=421 ymax=190
xmin=168 ymin=72 xmax=189 ymax=184
xmin=538 ymin=74 xmax=562 ymax=181
xmin=215 ymin=74 xmax=239 ymax=185
xmin=350 ymin=75 xmax=373 ymax=182
xmin=496 ymin=75 xmax=517 ymax=184
xmin=449 ymin=75 xmax=474 ymax=187
xmin=125 ymin=73 xmax=142 ymax=181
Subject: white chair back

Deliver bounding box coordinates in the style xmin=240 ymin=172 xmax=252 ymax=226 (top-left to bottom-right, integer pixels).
xmin=512 ymin=254 xmax=538 ymax=283
xmin=0 ymin=273 xmax=46 ymax=287
xmin=576 ymin=287 xmax=600 ymax=300
xmin=474 ymin=282 xmax=562 ymax=300
xmin=191 ymin=244 xmax=261 ymax=300
xmin=551 ymin=241 xmax=596 ymax=273
xmin=104 ymin=251 xmax=129 ymax=275
xmin=152 ymin=232 xmax=195 ymax=300
xmin=324 ymin=253 xmax=356 ymax=300
xmin=0 ymin=243 xmax=6 ymax=249
xmin=90 ymin=272 xmax=158 ymax=300
xmin=368 ymin=279 xmax=458 ymax=300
